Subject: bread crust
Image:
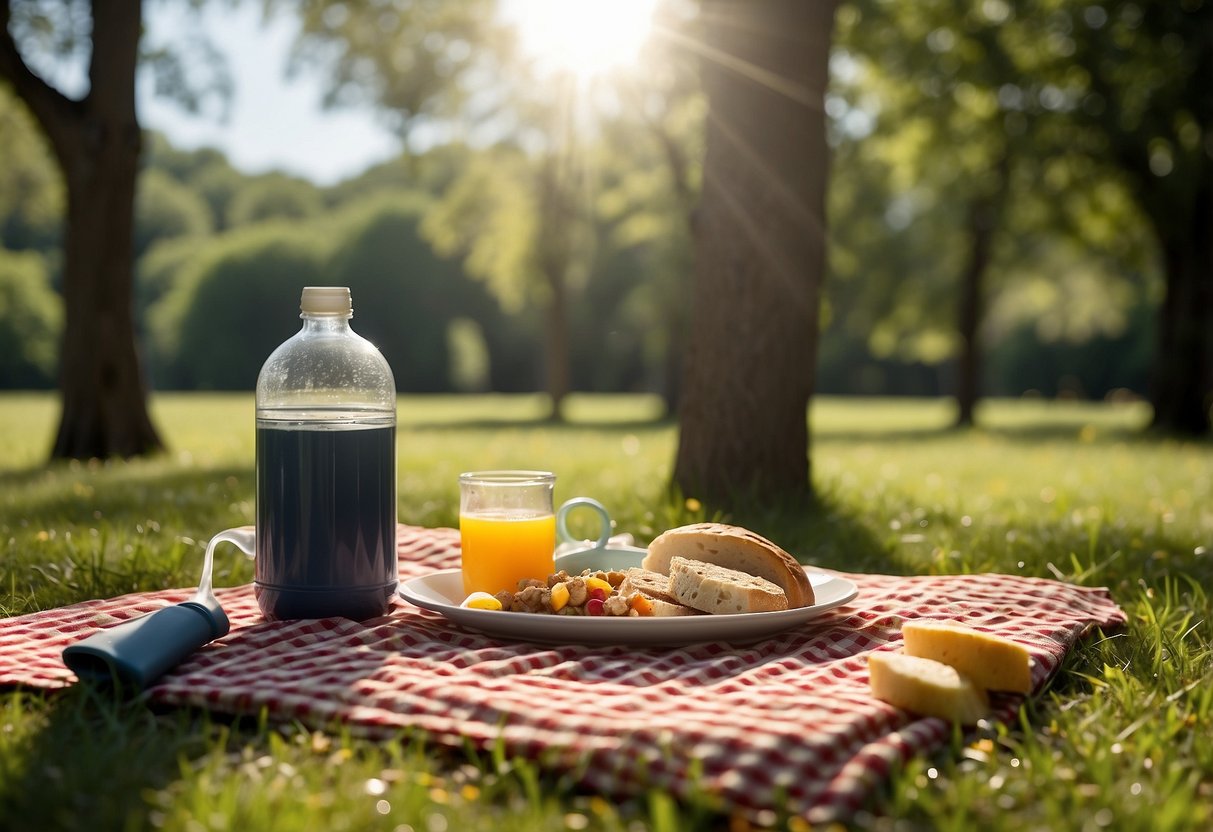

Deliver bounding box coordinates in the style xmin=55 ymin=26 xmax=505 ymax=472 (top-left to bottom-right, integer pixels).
xmin=642 ymin=523 xmax=815 ymax=608
xmin=618 ymin=568 xmax=683 ymax=606
xmin=618 ymin=568 xmax=703 ymax=616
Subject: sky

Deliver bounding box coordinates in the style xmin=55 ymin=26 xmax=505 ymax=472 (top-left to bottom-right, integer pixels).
xmin=140 ymin=3 xmax=401 ymax=185
xmin=15 ymin=2 xmax=659 ymax=186
xmin=134 ymin=1 xmax=659 ymax=185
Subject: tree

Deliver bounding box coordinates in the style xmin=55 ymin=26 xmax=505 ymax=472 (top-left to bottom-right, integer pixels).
xmin=830 ymin=0 xmax=1193 ymax=426
xmin=846 ymin=0 xmax=1212 ymax=434
xmin=422 ymin=129 xmax=590 ymax=416
xmin=598 ymin=4 xmax=707 ymax=413
xmin=1022 ymin=0 xmax=1212 ymax=434
xmin=672 ymin=0 xmax=836 ymax=507
xmin=226 ymin=173 xmax=325 ymax=226
xmin=150 ymin=222 xmax=327 ymax=390
xmin=0 ymin=0 xmax=160 ymax=458
xmin=134 ymin=167 xmax=213 ymax=257
xmin=836 ymin=0 xmax=1019 ymax=427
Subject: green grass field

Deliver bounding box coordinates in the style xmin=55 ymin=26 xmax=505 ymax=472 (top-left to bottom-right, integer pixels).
xmin=1 ymin=393 xmax=1210 ymax=830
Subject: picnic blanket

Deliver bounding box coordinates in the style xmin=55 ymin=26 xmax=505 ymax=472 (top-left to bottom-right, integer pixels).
xmin=0 ymin=525 xmax=1125 ymax=824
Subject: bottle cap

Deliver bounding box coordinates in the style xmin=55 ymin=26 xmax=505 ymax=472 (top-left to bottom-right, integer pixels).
xmin=300 ymin=286 xmax=352 ymax=317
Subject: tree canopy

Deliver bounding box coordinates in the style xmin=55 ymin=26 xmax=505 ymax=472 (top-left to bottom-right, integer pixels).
xmin=0 ymin=0 xmax=1206 ymax=449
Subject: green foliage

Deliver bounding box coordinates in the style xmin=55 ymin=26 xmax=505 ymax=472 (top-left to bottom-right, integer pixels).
xmin=134 ymin=168 xmax=214 ymax=257
xmin=326 ymin=191 xmax=517 ymax=392
xmin=423 ymin=146 xmax=541 ymax=313
xmin=0 ymin=249 xmax=60 ymax=388
xmin=0 ymin=84 xmax=61 ymax=253
xmin=326 ymin=145 xmax=475 ymax=210
xmin=145 ymin=133 xmax=249 ymax=231
xmin=823 ymin=0 xmax=1174 ymax=397
xmin=149 ymin=223 xmax=329 ymax=389
xmin=145 ymin=193 xmax=525 ymax=394
xmin=226 ymin=173 xmax=325 ymax=226
xmin=280 ymin=0 xmax=506 ymax=136
xmin=137 ymin=234 xmax=210 ymax=311
xmin=189 ymin=162 xmax=247 ymax=231
xmin=589 ymin=28 xmax=705 ymax=402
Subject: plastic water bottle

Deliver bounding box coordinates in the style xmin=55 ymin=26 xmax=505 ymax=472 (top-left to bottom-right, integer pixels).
xmin=254 ymin=286 xmax=397 ymax=620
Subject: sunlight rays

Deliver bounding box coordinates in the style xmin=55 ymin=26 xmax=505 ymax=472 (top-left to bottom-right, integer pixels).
xmin=503 ymin=0 xmax=659 ymax=81
xmin=651 ymin=19 xmax=827 ymax=112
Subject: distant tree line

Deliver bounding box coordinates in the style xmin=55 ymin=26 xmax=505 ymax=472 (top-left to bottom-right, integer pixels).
xmin=0 ymin=101 xmax=1161 ymax=404
xmin=1 ymin=0 xmax=1205 ymax=447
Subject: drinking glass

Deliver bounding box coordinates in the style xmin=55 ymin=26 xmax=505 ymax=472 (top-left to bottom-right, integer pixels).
xmin=459 ymin=471 xmax=556 ymax=595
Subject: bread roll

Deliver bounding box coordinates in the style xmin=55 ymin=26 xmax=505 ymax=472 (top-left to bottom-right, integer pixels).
xmin=643 ymin=523 xmax=814 ymax=608
xmin=668 ymin=556 xmax=790 ymax=614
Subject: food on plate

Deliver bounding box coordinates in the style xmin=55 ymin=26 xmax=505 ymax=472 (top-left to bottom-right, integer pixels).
xmin=868 ymin=651 xmax=989 ymax=725
xmin=474 ymin=569 xmax=646 ymax=616
xmin=618 ymin=568 xmax=702 ymax=617
xmin=460 ymin=591 xmax=504 ymax=610
xmin=459 ymin=520 xmax=824 ymax=620
xmin=668 ymin=556 xmax=789 ymax=614
xmin=643 ymin=523 xmax=815 ymax=608
xmin=901 ymin=620 xmax=1033 ymax=694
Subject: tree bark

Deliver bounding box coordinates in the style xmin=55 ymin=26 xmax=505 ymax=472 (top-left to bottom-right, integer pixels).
xmin=672 ymin=0 xmax=835 ymax=507
xmin=953 ymin=155 xmax=1008 ymax=428
xmin=537 ymin=156 xmax=572 ymax=421
xmin=1148 ymin=183 xmax=1213 ymax=435
xmin=1 ymin=0 xmax=163 ymax=459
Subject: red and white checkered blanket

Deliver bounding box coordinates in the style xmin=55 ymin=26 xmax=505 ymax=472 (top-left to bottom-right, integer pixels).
xmin=0 ymin=525 xmax=1125 ymax=823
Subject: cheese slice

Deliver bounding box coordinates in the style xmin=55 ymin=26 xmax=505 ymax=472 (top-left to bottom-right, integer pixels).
xmin=902 ymin=620 xmax=1033 ymax=694
xmin=868 ymin=651 xmax=989 ymax=725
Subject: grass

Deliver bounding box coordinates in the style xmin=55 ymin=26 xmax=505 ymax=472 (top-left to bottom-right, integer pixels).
xmin=1 ymin=392 xmax=1211 ymax=830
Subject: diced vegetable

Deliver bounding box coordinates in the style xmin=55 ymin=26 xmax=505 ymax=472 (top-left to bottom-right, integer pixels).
xmin=584 ymin=576 xmax=614 ymax=596
xmin=550 ymin=581 xmax=570 ymax=612
xmin=629 ymin=594 xmax=654 ymax=617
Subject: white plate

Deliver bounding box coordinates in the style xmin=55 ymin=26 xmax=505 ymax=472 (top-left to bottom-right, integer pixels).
xmin=397 ymin=549 xmax=858 ymax=646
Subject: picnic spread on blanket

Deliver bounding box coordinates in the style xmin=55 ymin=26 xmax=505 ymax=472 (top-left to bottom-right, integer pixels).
xmin=0 ymin=288 xmax=1128 ymax=823
xmin=0 ymin=524 xmax=1125 ymax=824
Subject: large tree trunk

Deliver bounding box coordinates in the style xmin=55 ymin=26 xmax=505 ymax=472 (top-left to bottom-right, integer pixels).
xmin=1148 ymin=183 xmax=1213 ymax=435
xmin=542 ymin=254 xmax=571 ymax=420
xmin=672 ymin=0 xmax=835 ymax=507
xmin=953 ymin=155 xmax=1008 ymax=428
xmin=534 ymin=80 xmax=579 ymax=422
xmin=1 ymin=0 xmax=162 ymax=459
xmin=536 ymin=155 xmax=573 ymax=421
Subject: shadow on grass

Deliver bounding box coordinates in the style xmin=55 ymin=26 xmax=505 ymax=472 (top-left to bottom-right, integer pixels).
xmin=695 ymin=489 xmax=902 ymax=577
xmin=407 ymin=416 xmax=676 ymax=433
xmin=0 ymin=463 xmax=254 ymax=531
xmin=811 ymin=421 xmax=1193 ymax=446
xmin=0 ymin=686 xmax=207 ymax=832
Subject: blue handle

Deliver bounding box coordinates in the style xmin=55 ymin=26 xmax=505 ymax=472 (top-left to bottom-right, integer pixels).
xmin=62 ymin=600 xmax=230 ymax=692
xmin=556 ymin=497 xmax=612 ymax=549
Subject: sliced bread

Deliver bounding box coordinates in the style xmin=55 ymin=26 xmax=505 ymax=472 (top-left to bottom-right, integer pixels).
xmin=668 ymin=556 xmax=790 ymax=615
xmin=643 ymin=523 xmax=814 ymax=608
xmin=618 ymin=568 xmax=701 ymax=616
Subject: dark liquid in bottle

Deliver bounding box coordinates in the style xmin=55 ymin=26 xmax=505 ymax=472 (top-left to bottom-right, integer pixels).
xmin=255 ymin=423 xmax=396 ymax=620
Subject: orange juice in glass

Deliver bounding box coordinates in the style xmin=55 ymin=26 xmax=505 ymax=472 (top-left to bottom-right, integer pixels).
xmin=459 ymin=471 xmax=556 ymax=596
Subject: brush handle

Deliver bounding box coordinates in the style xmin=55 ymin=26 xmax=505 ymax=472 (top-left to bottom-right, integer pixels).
xmin=62 ymin=598 xmax=230 ymax=692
